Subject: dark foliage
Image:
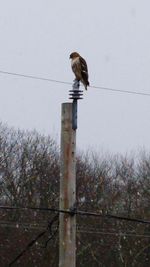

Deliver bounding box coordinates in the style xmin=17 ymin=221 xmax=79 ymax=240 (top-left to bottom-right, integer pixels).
xmin=0 ymin=123 xmax=150 ymax=267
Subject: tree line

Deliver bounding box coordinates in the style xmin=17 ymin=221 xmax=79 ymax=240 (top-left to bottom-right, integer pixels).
xmin=0 ymin=122 xmax=150 ymax=267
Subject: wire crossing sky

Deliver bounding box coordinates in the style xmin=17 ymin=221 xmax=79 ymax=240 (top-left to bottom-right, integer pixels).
xmin=0 ymin=69 xmax=150 ymax=96
xmin=0 ymin=0 xmax=150 ymax=153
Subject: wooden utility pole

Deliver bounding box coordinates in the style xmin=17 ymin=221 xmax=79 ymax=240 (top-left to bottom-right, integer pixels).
xmin=59 ymin=81 xmax=83 ymax=267
xmin=59 ymin=103 xmax=76 ymax=267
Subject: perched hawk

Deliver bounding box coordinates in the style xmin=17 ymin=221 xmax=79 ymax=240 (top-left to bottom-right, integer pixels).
xmin=69 ymin=52 xmax=89 ymax=90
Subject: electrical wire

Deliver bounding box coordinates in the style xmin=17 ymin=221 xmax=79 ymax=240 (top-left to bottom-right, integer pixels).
xmin=0 ymin=205 xmax=150 ymax=225
xmin=8 ymin=229 xmax=47 ymax=266
xmin=0 ymin=69 xmax=150 ymax=97
xmin=78 ymin=230 xmax=150 ymax=238
xmin=0 ymin=70 xmax=71 ymax=85
xmin=0 ymin=221 xmax=150 ymax=238
xmin=8 ymin=214 xmax=59 ymax=267
xmin=91 ymin=84 xmax=150 ymax=96
xmin=0 ymin=221 xmax=45 ymax=230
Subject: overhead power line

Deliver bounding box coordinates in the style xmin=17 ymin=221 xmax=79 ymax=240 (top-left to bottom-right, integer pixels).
xmin=0 ymin=221 xmax=150 ymax=238
xmin=91 ymin=84 xmax=150 ymax=96
xmin=9 ymin=230 xmax=47 ymax=266
xmin=0 ymin=69 xmax=150 ymax=97
xmin=0 ymin=205 xmax=150 ymax=225
xmin=8 ymin=214 xmax=58 ymax=267
xmin=78 ymin=230 xmax=150 ymax=238
xmin=0 ymin=70 xmax=71 ymax=85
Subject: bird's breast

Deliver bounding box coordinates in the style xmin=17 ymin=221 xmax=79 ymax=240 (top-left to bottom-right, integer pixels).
xmin=71 ymin=57 xmax=80 ymax=67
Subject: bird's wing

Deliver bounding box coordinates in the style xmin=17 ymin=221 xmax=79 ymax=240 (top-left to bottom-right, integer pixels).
xmin=79 ymin=57 xmax=89 ymax=84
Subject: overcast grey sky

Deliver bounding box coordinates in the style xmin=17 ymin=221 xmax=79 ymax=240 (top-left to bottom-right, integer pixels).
xmin=0 ymin=0 xmax=150 ymax=153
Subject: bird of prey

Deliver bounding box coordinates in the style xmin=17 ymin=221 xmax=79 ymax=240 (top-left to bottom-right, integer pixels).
xmin=69 ymin=52 xmax=89 ymax=90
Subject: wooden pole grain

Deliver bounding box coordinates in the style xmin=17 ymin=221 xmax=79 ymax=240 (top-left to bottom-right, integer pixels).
xmin=59 ymin=103 xmax=76 ymax=267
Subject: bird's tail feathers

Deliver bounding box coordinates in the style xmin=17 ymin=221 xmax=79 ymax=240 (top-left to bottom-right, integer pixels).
xmin=85 ymin=81 xmax=89 ymax=90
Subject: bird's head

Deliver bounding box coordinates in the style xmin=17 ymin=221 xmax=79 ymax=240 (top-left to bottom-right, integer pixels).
xmin=69 ymin=52 xmax=80 ymax=59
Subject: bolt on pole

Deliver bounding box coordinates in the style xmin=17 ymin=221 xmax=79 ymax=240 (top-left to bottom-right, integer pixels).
xmin=59 ymin=80 xmax=83 ymax=267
